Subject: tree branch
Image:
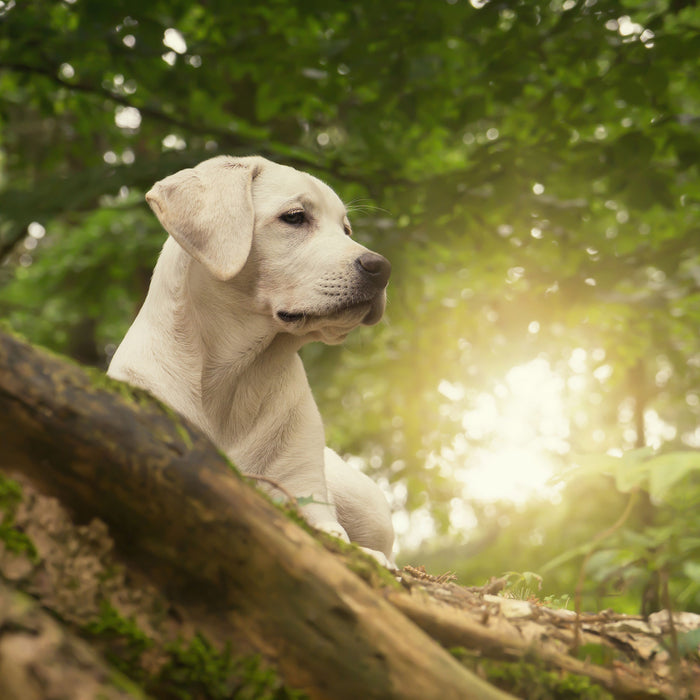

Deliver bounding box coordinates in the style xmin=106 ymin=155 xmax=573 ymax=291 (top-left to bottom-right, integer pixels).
xmin=0 ymin=61 xmax=346 ymax=177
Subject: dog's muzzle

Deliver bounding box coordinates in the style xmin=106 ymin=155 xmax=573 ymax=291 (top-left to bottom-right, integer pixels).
xmin=277 ymin=252 xmax=391 ymax=328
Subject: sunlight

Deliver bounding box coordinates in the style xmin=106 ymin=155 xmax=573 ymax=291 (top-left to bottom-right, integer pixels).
xmin=440 ymin=357 xmax=573 ymax=507
xmin=395 ymin=356 xmax=577 ymax=549
xmin=456 ymin=445 xmax=561 ymax=504
xmin=163 ymin=28 xmax=187 ymax=55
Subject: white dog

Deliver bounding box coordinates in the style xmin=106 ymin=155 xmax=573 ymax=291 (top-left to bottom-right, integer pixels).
xmin=108 ymin=155 xmax=395 ymax=566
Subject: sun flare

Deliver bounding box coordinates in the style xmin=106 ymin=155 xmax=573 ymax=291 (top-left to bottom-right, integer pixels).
xmin=441 ymin=357 xmax=571 ymax=505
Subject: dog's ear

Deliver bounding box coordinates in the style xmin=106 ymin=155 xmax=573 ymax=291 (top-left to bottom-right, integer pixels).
xmin=145 ymin=157 xmax=260 ymax=281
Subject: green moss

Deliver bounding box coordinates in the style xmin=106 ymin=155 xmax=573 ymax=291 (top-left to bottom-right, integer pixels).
xmin=153 ymin=635 xmax=308 ymax=700
xmin=279 ymin=501 xmax=315 ymax=531
xmin=316 ymin=530 xmax=400 ymax=589
xmin=103 ymin=670 xmax=150 ymax=700
xmin=0 ymin=474 xmax=38 ymax=561
xmin=83 ymin=602 xmax=307 ymax=700
xmin=83 ymin=366 xmax=203 ymax=454
xmin=0 ymin=320 xmax=28 ymax=340
xmin=83 ymin=601 xmax=153 ymax=680
xmin=172 ymin=421 xmax=194 ymax=450
xmin=0 ymin=474 xmax=23 ymax=513
xmin=450 ymin=648 xmax=614 ymax=700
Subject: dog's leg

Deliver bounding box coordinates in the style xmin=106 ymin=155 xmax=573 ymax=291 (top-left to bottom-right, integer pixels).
xmin=301 ymin=503 xmax=351 ymax=544
xmin=324 ymin=448 xmax=396 ymax=568
xmin=256 ymin=453 xmax=351 ymax=544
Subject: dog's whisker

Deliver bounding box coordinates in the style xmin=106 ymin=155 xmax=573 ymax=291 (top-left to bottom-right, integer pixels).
xmin=346 ymin=198 xmax=392 ymax=216
xmin=347 ymin=203 xmax=392 ymax=216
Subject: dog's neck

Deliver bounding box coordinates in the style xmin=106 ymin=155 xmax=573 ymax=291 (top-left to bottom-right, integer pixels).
xmin=134 ymin=238 xmax=303 ymax=442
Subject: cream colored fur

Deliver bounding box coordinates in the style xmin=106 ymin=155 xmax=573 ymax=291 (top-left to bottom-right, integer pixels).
xmin=108 ymin=155 xmax=395 ymax=566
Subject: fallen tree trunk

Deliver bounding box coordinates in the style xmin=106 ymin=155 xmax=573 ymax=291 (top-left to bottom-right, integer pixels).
xmin=0 ymin=330 xmax=514 ymax=700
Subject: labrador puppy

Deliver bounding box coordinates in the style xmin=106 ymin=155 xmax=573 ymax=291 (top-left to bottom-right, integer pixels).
xmin=108 ymin=155 xmax=395 ymax=566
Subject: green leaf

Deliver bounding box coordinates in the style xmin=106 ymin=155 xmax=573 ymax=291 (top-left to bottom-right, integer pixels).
xmin=568 ymin=448 xmax=656 ymax=494
xmin=646 ymin=452 xmax=700 ymax=502
xmin=683 ymin=561 xmax=700 ymax=584
xmin=677 ymin=629 xmax=700 ymax=658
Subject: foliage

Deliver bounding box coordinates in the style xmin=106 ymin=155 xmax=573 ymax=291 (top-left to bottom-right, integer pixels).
xmin=0 ymin=473 xmax=38 ymax=560
xmin=558 ymin=449 xmax=700 ymax=612
xmin=419 ymin=451 xmax=700 ymax=613
xmin=676 ymin=628 xmax=700 ymax=659
xmin=83 ymin=601 xmax=154 ymax=680
xmin=155 ymin=636 xmax=307 ymax=700
xmin=1 ymin=0 xmax=699 ymax=614
xmin=451 ymin=648 xmax=614 ymax=700
xmin=501 ymin=570 xmax=545 ymax=601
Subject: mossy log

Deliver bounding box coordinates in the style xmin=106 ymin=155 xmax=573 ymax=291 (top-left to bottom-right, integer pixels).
xmin=0 ymin=330 xmax=514 ymax=700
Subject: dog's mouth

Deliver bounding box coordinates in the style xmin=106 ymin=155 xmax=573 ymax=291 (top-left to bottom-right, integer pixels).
xmin=276 ymin=299 xmax=376 ymax=326
xmin=277 ymin=311 xmax=305 ymax=323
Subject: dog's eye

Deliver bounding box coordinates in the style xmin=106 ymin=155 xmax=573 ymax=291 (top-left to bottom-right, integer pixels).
xmin=280 ymin=210 xmax=306 ymax=226
xmin=344 ymin=224 xmax=352 ymax=237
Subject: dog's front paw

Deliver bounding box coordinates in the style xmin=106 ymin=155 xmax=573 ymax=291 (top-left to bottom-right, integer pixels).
xmin=360 ymin=546 xmax=398 ymax=571
xmin=314 ymin=520 xmax=350 ymax=543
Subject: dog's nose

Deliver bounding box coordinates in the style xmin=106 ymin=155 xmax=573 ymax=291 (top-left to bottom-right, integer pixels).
xmin=356 ymin=252 xmax=391 ymax=289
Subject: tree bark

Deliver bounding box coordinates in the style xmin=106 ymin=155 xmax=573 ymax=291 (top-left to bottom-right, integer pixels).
xmin=0 ymin=330 xmax=514 ymax=700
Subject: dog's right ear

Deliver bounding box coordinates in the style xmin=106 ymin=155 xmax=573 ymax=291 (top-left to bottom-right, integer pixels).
xmin=145 ymin=157 xmax=260 ymax=281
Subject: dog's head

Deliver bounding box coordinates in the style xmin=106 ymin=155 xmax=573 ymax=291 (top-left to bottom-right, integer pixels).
xmin=146 ymin=155 xmax=390 ymax=344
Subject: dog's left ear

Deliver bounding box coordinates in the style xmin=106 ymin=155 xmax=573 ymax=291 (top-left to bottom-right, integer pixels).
xmin=146 ymin=156 xmax=261 ymax=281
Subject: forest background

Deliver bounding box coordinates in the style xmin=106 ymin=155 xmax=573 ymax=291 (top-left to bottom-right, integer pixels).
xmin=1 ymin=0 xmax=699 ymax=616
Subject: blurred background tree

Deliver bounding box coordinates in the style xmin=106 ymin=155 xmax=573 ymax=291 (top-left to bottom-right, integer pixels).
xmin=1 ymin=0 xmax=699 ymax=614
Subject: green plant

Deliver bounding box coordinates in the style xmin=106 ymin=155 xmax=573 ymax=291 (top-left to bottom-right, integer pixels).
xmin=0 ymin=475 xmax=38 ymax=560
xmin=544 ymin=449 xmax=700 ymax=613
xmin=154 ymin=635 xmax=307 ymax=700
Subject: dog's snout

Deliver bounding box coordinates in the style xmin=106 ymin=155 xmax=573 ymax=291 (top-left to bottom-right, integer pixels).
xmin=356 ymin=252 xmax=391 ymax=289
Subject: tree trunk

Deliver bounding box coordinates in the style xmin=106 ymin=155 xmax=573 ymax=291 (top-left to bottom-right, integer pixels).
xmin=0 ymin=330 xmax=513 ymax=700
